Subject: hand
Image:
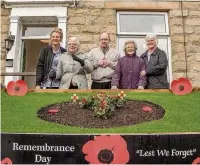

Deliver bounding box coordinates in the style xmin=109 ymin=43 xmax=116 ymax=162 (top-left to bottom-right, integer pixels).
xmin=138 ymin=86 xmax=144 ymax=90
xmin=72 ymin=55 xmax=85 ymax=66
xmin=49 ymin=70 xmax=56 ymax=80
xmin=103 ymin=59 xmax=110 ymax=67
xmin=97 ymin=59 xmax=104 ymax=67
xmin=140 ymin=70 xmax=146 ymax=77
xmin=111 ymin=86 xmax=118 ymax=89
xmin=36 ymin=86 xmax=41 ymax=89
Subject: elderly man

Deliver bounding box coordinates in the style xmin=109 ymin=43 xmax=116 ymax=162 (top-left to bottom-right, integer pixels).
xmin=88 ymin=32 xmax=120 ymax=89
xmin=55 ymin=37 xmax=93 ymax=89
xmin=140 ymin=35 xmax=169 ymax=89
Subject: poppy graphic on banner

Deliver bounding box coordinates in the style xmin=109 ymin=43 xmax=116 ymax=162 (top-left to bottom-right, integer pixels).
xmin=82 ymin=135 xmax=129 ymax=164
xmin=6 ymin=80 xmax=28 ymax=96
xmin=1 ymin=157 xmax=12 ymax=164
xmin=192 ymin=157 xmax=200 ymax=164
xmin=171 ymin=77 xmax=192 ymax=95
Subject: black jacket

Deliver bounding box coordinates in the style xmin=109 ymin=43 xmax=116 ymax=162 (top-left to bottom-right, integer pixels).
xmin=36 ymin=45 xmax=66 ymax=86
xmin=140 ymin=47 xmax=169 ymax=89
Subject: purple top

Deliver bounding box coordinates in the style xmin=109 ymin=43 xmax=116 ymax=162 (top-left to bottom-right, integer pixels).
xmin=111 ymin=54 xmax=147 ymax=89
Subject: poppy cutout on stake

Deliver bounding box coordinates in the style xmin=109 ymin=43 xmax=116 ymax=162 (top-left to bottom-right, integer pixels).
xmin=48 ymin=109 xmax=59 ymax=114
xmin=143 ymin=106 xmax=152 ymax=112
xmin=6 ymin=80 xmax=28 ymax=96
xmin=171 ymin=77 xmax=192 ymax=95
xmin=192 ymin=157 xmax=200 ymax=164
xmin=82 ymin=135 xmax=130 ymax=164
xmin=1 ymin=157 xmax=12 ymax=164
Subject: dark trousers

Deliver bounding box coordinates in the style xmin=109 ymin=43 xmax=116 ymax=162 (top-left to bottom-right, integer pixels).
xmin=46 ymin=87 xmax=59 ymax=89
xmin=91 ymin=81 xmax=111 ymax=89
xmin=69 ymin=85 xmax=78 ymax=89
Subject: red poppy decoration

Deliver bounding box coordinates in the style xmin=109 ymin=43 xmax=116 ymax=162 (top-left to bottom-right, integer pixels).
xmin=171 ymin=77 xmax=192 ymax=95
xmin=1 ymin=157 xmax=12 ymax=164
xmin=192 ymin=157 xmax=200 ymax=164
xmin=6 ymin=80 xmax=28 ymax=96
xmin=143 ymin=106 xmax=152 ymax=112
xmin=82 ymin=135 xmax=129 ymax=164
xmin=48 ymin=109 xmax=59 ymax=114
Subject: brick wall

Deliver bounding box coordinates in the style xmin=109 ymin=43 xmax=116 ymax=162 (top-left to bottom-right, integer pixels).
xmin=1 ymin=4 xmax=11 ymax=83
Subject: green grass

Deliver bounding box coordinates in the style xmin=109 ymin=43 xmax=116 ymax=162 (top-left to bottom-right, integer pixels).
xmin=1 ymin=91 xmax=200 ymax=134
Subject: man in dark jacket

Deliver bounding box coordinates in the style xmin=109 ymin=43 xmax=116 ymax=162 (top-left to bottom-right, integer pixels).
xmin=140 ymin=35 xmax=169 ymax=89
xmin=36 ymin=28 xmax=66 ymax=89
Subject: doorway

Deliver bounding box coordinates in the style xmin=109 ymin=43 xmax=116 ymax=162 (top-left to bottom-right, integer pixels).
xmin=22 ymin=39 xmax=48 ymax=89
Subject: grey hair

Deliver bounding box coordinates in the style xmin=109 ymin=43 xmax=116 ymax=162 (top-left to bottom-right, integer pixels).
xmin=145 ymin=34 xmax=158 ymax=45
xmin=68 ymin=36 xmax=81 ymax=49
xmin=123 ymin=40 xmax=138 ymax=52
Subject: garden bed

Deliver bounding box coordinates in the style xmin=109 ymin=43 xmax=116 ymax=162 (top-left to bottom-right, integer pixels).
xmin=1 ymin=90 xmax=200 ymax=134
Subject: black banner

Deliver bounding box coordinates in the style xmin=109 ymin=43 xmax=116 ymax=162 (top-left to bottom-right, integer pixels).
xmin=1 ymin=133 xmax=200 ymax=164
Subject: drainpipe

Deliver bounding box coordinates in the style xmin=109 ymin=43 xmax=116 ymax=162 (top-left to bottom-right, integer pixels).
xmin=180 ymin=1 xmax=188 ymax=78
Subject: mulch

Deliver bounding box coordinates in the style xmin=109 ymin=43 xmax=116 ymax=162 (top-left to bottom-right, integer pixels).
xmin=37 ymin=100 xmax=165 ymax=128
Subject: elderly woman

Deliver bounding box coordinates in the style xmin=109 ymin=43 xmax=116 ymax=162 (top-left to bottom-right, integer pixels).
xmin=111 ymin=40 xmax=146 ymax=89
xmin=140 ymin=35 xmax=169 ymax=89
xmin=54 ymin=37 xmax=93 ymax=89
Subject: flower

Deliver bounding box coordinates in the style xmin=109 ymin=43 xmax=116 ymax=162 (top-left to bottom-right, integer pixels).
xmin=82 ymin=98 xmax=87 ymax=104
xmin=142 ymin=106 xmax=152 ymax=112
xmin=82 ymin=135 xmax=129 ymax=164
xmin=118 ymin=91 xmax=126 ymax=99
xmin=71 ymin=94 xmax=79 ymax=102
xmin=171 ymin=77 xmax=192 ymax=95
xmin=6 ymin=80 xmax=28 ymax=96
xmin=192 ymin=157 xmax=200 ymax=164
xmin=1 ymin=157 xmax=12 ymax=164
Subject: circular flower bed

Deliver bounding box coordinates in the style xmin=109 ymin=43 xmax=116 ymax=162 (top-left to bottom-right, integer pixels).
xmin=37 ymin=92 xmax=165 ymax=128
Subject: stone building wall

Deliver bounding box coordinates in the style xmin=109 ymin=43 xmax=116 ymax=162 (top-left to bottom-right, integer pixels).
xmin=67 ymin=1 xmax=116 ymax=53
xmin=169 ymin=2 xmax=200 ymax=87
xmin=1 ymin=4 xmax=11 ymax=83
xmin=1 ymin=1 xmax=200 ymax=87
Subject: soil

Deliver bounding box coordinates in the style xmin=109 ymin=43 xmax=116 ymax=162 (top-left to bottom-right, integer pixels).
xmin=37 ymin=100 xmax=165 ymax=128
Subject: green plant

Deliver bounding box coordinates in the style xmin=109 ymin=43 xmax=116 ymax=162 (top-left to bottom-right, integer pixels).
xmin=79 ymin=92 xmax=126 ymax=119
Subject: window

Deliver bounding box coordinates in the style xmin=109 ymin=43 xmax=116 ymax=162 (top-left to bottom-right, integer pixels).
xmin=117 ymin=12 xmax=171 ymax=82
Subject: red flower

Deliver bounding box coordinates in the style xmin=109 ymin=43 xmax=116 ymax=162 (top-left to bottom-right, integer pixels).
xmin=142 ymin=106 xmax=152 ymax=112
xmin=192 ymin=157 xmax=200 ymax=164
xmin=1 ymin=157 xmax=12 ymax=164
xmin=6 ymin=80 xmax=28 ymax=96
xmin=82 ymin=135 xmax=129 ymax=164
xmin=171 ymin=77 xmax=192 ymax=95
xmin=82 ymin=98 xmax=87 ymax=103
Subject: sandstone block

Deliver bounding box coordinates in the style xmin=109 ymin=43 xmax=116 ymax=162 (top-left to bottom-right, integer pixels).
xmin=172 ymin=62 xmax=186 ymax=72
xmin=196 ymin=55 xmax=200 ymax=62
xmin=68 ymin=17 xmax=85 ymax=25
xmin=185 ymin=18 xmax=200 ymax=26
xmin=101 ymin=26 xmax=116 ymax=34
xmin=189 ymin=10 xmax=200 ymax=17
xmin=171 ymin=44 xmax=185 ymax=54
xmin=170 ymin=26 xmax=183 ymax=34
xmin=171 ymin=35 xmax=184 ymax=43
xmin=95 ymin=16 xmax=116 ymax=26
xmin=80 ymin=35 xmax=93 ymax=42
xmin=102 ymin=9 xmax=115 ymax=16
xmin=84 ymin=2 xmax=105 ymax=8
xmin=172 ymin=72 xmax=186 ymax=80
xmin=182 ymin=2 xmax=200 ymax=10
xmin=90 ymin=9 xmax=101 ymax=16
xmin=184 ymin=26 xmax=195 ymax=34
xmin=68 ymin=26 xmax=80 ymax=34
xmin=1 ymin=16 xmax=10 ymax=24
xmin=85 ymin=16 xmax=99 ymax=25
xmin=194 ymin=27 xmax=200 ymax=34
xmin=170 ymin=18 xmax=183 ymax=26
xmin=81 ymin=26 xmax=101 ymax=33
xmin=185 ymin=44 xmax=199 ymax=54
xmin=1 ymin=8 xmax=11 ymax=16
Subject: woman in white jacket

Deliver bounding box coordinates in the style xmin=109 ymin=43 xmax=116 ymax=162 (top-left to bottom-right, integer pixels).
xmin=51 ymin=37 xmax=93 ymax=89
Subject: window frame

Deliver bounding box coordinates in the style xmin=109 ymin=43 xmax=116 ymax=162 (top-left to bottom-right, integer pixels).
xmin=117 ymin=11 xmax=169 ymax=36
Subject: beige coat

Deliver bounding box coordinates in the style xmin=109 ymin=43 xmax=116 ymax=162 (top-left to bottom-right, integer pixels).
xmin=88 ymin=47 xmax=120 ymax=82
xmin=56 ymin=52 xmax=93 ymax=89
